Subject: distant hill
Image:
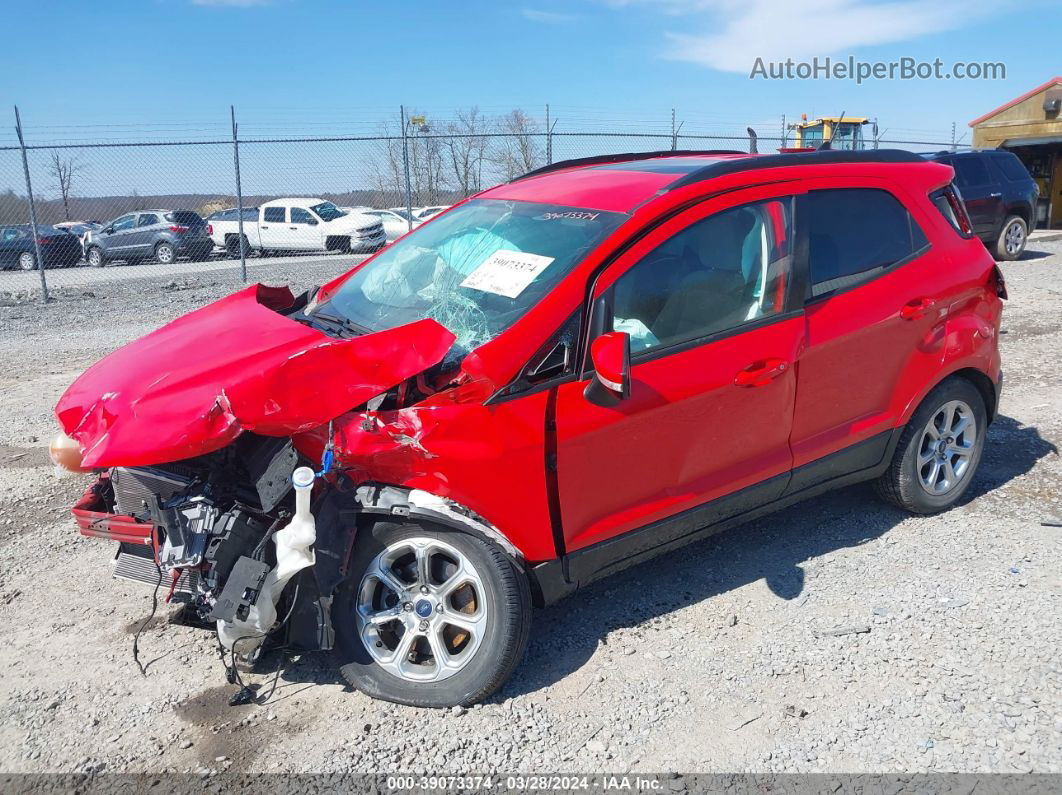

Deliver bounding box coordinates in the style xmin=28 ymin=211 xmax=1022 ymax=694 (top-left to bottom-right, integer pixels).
xmin=0 ymin=189 xmax=464 ymax=225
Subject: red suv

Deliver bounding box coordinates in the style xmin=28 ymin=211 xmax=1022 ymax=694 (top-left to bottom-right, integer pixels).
xmin=53 ymin=150 xmax=1004 ymax=708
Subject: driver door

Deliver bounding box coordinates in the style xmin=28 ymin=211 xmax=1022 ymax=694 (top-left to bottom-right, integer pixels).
xmin=553 ymin=188 xmax=806 ymax=558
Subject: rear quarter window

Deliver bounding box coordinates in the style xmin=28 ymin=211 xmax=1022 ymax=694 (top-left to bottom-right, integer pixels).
xmin=166 ymin=211 xmax=204 ymax=225
xmin=992 ymin=153 xmax=1031 ymax=182
xmin=806 ymin=188 xmax=929 ymax=297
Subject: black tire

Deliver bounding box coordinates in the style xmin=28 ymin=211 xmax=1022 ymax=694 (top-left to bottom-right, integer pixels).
xmin=86 ymin=246 xmax=106 ymax=268
xmin=17 ymin=250 xmax=36 ymax=271
xmin=333 ymin=520 xmax=531 ymax=708
xmin=874 ymin=377 xmax=987 ymax=514
xmin=993 ymin=215 xmax=1027 ymax=261
xmin=225 ymin=235 xmax=248 ymax=260
xmin=154 ymin=241 xmax=176 ymax=265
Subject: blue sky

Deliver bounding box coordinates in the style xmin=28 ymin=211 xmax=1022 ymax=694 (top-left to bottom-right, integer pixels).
xmin=0 ymin=0 xmax=1058 ymax=198
xmin=3 ymin=0 xmax=1058 ymax=138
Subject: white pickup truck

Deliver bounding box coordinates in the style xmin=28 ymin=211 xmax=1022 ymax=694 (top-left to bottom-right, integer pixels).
xmin=206 ymin=198 xmax=386 ymax=258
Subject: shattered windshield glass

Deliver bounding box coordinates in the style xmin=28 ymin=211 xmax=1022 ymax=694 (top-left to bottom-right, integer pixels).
xmin=318 ymin=199 xmax=625 ymax=350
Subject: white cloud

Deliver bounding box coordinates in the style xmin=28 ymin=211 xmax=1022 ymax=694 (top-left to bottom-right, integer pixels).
xmin=521 ymin=7 xmax=579 ymax=23
xmin=609 ymin=0 xmax=997 ymax=72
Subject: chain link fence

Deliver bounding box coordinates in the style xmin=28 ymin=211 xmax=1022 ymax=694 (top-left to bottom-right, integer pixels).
xmin=0 ymin=105 xmax=967 ymax=300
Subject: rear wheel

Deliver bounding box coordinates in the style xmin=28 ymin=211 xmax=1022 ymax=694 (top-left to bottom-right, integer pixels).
xmin=17 ymin=251 xmax=35 ymax=271
xmin=994 ymin=215 xmax=1027 ymax=261
xmin=154 ymin=242 xmax=176 ymax=264
xmin=874 ymin=378 xmax=987 ymax=514
xmin=333 ymin=521 xmax=531 ymax=708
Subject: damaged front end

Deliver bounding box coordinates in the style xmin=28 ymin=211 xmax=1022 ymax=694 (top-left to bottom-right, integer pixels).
xmin=54 ymin=282 xmax=514 ymax=675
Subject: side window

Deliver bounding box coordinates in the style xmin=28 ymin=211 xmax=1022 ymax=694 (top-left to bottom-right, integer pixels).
xmin=952 ymin=157 xmax=991 ymax=188
xmin=290 ymin=207 xmax=314 ymax=224
xmin=611 ymin=197 xmax=793 ymax=354
xmin=137 ymin=213 xmax=159 ymax=227
xmin=806 ymin=189 xmax=927 ymax=297
xmin=992 ymin=153 xmax=1030 ymax=182
xmin=111 ymin=214 xmax=136 ymax=232
xmin=2 ymin=228 xmax=18 ymax=242
xmin=262 ymin=207 xmax=285 ymax=223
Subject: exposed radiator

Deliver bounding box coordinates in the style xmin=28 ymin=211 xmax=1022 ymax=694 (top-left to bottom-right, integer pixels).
xmin=111 ymin=466 xmax=194 ymax=518
xmin=113 ymin=543 xmax=199 ymax=596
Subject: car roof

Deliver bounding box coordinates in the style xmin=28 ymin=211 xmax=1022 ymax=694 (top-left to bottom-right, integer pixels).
xmin=480 ymin=149 xmax=936 ymax=213
xmin=261 ymin=197 xmax=323 ymax=208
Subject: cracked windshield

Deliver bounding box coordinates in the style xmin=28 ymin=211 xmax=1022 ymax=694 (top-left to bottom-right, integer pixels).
xmin=319 ymin=199 xmax=625 ymax=350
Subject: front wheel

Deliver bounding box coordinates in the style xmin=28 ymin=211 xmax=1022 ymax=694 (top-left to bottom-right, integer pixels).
xmin=994 ymin=215 xmax=1028 ymax=261
xmin=86 ymin=246 xmax=106 ymax=267
xmin=333 ymin=521 xmax=531 ymax=708
xmin=874 ymin=378 xmax=987 ymax=514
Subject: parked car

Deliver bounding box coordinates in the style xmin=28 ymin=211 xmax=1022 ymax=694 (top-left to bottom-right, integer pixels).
xmin=415 ymin=205 xmax=450 ymax=220
xmin=206 ymin=207 xmax=259 ymax=258
xmin=51 ymin=149 xmax=1004 ymax=708
xmin=84 ymin=210 xmax=213 ymax=267
xmin=207 ymin=199 xmax=385 ymax=257
xmin=53 ymin=220 xmax=101 ymax=258
xmin=0 ymin=224 xmax=82 ymax=270
xmin=925 ymin=150 xmax=1037 ymax=260
xmin=364 ymin=208 xmax=421 ymax=241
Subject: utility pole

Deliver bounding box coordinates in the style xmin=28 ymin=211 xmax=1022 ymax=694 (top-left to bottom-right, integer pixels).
xmin=13 ymin=106 xmax=48 ymax=302
xmin=231 ymin=105 xmax=247 ymax=283
xmin=781 ymin=114 xmax=787 ymax=148
xmin=671 ymin=108 xmax=677 ymax=151
xmin=950 ymin=121 xmax=957 ymax=152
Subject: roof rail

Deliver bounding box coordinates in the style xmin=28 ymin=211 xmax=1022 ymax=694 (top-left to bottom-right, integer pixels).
xmin=668 ymin=148 xmax=927 ymax=189
xmin=511 ymin=149 xmax=748 ymax=182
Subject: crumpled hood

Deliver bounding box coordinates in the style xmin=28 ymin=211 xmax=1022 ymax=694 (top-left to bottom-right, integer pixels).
xmin=56 ymin=284 xmax=455 ymax=468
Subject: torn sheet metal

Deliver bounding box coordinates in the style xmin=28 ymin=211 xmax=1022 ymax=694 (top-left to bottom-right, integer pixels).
xmin=55 ymin=284 xmax=455 ymax=468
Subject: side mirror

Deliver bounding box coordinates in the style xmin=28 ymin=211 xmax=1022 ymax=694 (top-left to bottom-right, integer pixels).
xmin=584 ymin=331 xmax=631 ymax=406
xmin=307 ymin=218 xmax=318 ymax=226
xmin=103 ymin=227 xmax=114 ymax=234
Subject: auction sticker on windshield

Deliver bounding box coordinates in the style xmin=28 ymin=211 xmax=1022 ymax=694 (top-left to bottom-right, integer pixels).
xmin=460 ymin=249 xmax=555 ymax=299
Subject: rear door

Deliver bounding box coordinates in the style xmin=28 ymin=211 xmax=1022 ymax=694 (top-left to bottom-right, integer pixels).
xmin=259 ymin=206 xmax=289 ymax=249
xmin=950 ymin=156 xmax=1002 ymax=237
xmin=0 ymin=227 xmax=18 ymax=267
xmin=553 ymin=188 xmax=805 ymax=554
xmin=788 ymin=182 xmax=946 ymax=480
xmin=130 ymin=212 xmax=161 ymax=256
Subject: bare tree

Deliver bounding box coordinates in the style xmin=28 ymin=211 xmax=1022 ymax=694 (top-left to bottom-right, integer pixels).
xmin=444 ymin=107 xmax=491 ymax=198
xmin=495 ymin=110 xmax=544 ymax=180
xmin=48 ymin=153 xmax=85 ymax=221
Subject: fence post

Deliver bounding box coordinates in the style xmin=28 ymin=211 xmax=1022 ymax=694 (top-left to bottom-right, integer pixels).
xmin=230 ymin=105 xmax=247 ymax=283
xmin=545 ymin=104 xmax=552 ymax=165
xmin=400 ymin=105 xmax=414 ymax=233
xmin=13 ymin=107 xmax=49 ymax=302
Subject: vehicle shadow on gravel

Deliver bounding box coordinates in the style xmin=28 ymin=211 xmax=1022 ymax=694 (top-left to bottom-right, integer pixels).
xmin=499 ymin=413 xmax=1056 ymax=700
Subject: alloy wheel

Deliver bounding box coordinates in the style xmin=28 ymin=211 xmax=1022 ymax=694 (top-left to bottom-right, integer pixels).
xmin=156 ymin=244 xmax=175 ymax=264
xmin=1004 ymin=221 xmax=1025 ymax=256
xmin=18 ymin=251 xmax=35 ymax=271
xmin=355 ymin=537 xmax=487 ymax=683
xmin=916 ymin=399 xmax=977 ymax=495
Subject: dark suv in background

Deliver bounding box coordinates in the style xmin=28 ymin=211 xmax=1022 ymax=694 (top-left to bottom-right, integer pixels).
xmin=84 ymin=210 xmax=212 ymax=267
xmin=926 ymin=150 xmax=1038 ymax=261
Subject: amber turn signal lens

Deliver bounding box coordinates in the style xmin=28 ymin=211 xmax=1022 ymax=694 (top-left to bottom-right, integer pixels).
xmin=49 ymin=432 xmax=90 ymax=473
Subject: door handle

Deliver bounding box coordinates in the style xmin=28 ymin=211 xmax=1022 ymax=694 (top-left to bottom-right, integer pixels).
xmin=900 ymin=297 xmax=936 ymax=320
xmin=261 ymin=225 xmax=269 ymax=229
xmin=988 ymin=192 xmax=1002 ymax=198
xmin=734 ymin=358 xmax=789 ymax=388
xmin=290 ymin=226 xmax=297 ymax=230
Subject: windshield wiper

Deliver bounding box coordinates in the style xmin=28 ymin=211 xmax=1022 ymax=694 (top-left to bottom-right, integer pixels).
xmin=309 ymin=310 xmax=373 ymax=338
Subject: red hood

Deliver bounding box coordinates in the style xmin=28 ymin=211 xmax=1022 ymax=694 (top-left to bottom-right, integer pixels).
xmin=55 ymin=284 xmax=456 ymax=468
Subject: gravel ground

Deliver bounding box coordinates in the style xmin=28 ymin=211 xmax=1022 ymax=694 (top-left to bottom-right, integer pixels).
xmin=0 ymin=242 xmax=1059 ymax=776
